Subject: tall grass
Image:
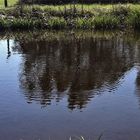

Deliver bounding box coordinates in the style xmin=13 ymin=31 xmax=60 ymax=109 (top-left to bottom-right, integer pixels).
xmin=1 ymin=4 xmax=140 ymax=30
xmin=21 ymin=0 xmax=140 ymax=4
xmin=93 ymin=15 xmax=120 ymax=29
xmin=126 ymin=9 xmax=140 ymax=29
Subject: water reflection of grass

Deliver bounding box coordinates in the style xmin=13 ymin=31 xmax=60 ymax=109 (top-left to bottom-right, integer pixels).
xmin=0 ymin=29 xmax=138 ymax=43
xmin=0 ymin=4 xmax=140 ymax=30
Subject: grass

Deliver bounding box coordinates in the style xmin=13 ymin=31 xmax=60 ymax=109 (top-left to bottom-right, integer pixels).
xmin=1 ymin=3 xmax=140 ymax=30
xmin=0 ymin=0 xmax=18 ymax=8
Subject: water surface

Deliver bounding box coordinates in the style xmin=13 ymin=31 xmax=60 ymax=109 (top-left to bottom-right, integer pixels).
xmin=0 ymin=31 xmax=140 ymax=140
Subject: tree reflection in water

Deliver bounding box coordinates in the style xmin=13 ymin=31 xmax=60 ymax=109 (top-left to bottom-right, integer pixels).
xmin=11 ymin=32 xmax=136 ymax=110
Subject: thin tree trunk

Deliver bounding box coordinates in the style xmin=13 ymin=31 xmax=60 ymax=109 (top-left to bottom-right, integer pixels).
xmin=4 ymin=0 xmax=8 ymax=7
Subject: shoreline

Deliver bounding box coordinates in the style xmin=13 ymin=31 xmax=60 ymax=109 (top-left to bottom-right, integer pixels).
xmin=0 ymin=4 xmax=140 ymax=31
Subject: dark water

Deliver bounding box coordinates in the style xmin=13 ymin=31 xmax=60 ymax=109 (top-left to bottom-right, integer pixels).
xmin=1 ymin=31 xmax=140 ymax=140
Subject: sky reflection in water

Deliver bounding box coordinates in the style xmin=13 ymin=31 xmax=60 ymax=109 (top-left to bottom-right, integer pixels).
xmin=0 ymin=31 xmax=140 ymax=140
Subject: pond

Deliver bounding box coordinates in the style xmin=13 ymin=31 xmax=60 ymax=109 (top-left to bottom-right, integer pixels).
xmin=0 ymin=30 xmax=140 ymax=140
